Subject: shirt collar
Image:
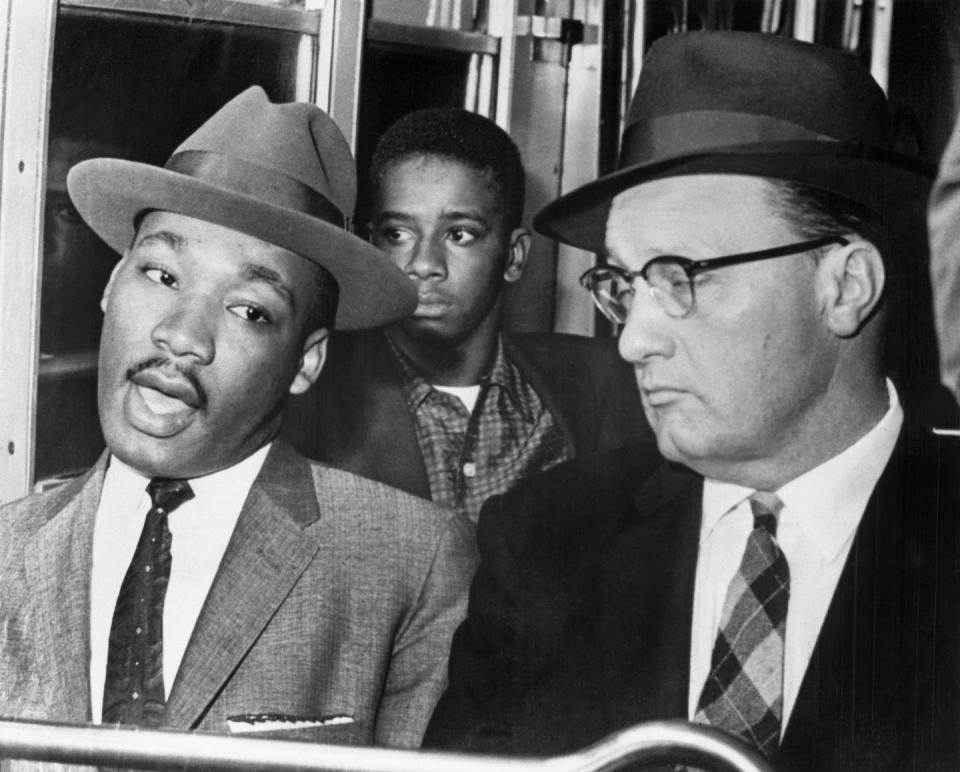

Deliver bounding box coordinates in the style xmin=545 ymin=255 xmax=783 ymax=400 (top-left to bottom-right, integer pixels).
xmin=385 ymin=332 xmax=437 ymax=410
xmin=701 ymin=379 xmax=903 ymax=561
xmin=104 ymin=443 xmax=272 ymax=507
xmin=386 ymin=333 xmax=532 ymax=420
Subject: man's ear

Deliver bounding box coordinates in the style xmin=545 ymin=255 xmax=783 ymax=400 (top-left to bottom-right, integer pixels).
xmin=100 ymin=254 xmax=128 ymax=313
xmin=504 ymin=228 xmax=531 ymax=284
xmin=289 ymin=328 xmax=330 ymax=395
xmin=817 ymin=239 xmax=885 ymax=337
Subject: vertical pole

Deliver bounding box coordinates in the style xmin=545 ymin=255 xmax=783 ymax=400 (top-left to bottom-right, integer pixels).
xmin=0 ymin=0 xmax=58 ymax=503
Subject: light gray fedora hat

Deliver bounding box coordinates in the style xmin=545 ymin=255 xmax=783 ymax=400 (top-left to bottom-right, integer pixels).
xmin=67 ymin=86 xmax=416 ymax=330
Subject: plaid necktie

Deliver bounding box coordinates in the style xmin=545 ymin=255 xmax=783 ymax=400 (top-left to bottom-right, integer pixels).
xmin=694 ymin=492 xmax=790 ymax=757
xmin=102 ymin=478 xmax=194 ymax=726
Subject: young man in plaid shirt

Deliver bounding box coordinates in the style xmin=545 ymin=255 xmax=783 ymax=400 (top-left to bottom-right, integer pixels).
xmin=283 ymin=108 xmax=647 ymax=521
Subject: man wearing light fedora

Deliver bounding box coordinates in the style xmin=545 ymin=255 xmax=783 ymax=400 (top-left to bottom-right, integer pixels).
xmin=424 ymin=32 xmax=960 ymax=769
xmin=0 ymin=86 xmax=476 ymax=757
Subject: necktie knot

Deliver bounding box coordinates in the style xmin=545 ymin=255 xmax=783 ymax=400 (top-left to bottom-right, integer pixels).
xmin=146 ymin=478 xmax=194 ymax=514
xmin=750 ymin=491 xmax=783 ymax=537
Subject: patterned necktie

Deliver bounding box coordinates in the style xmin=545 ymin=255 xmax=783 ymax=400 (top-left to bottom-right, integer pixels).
xmin=102 ymin=478 xmax=194 ymax=726
xmin=694 ymin=491 xmax=790 ymax=758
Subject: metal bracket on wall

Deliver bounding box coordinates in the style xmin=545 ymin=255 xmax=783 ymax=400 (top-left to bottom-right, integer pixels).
xmin=516 ymin=16 xmax=590 ymax=64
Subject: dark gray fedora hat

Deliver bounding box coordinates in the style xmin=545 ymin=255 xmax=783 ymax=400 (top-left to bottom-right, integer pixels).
xmin=534 ymin=31 xmax=935 ymax=252
xmin=67 ymin=86 xmax=416 ymax=330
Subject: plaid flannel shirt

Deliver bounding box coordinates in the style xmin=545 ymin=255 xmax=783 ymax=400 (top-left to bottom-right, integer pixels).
xmin=387 ymin=335 xmax=572 ymax=522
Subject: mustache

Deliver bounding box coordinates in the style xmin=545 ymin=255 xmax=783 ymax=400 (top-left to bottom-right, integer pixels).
xmin=126 ymin=357 xmax=208 ymax=409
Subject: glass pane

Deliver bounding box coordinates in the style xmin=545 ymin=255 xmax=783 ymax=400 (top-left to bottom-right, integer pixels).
xmin=36 ymin=5 xmax=313 ymax=483
xmin=354 ymin=42 xmax=472 ymax=235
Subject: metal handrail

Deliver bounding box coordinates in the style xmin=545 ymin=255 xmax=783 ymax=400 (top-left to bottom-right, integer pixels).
xmin=0 ymin=718 xmax=773 ymax=771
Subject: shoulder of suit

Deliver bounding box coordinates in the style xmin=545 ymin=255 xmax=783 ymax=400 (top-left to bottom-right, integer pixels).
xmin=305 ymin=459 xmax=471 ymax=529
xmin=505 ymin=331 xmax=618 ymax=358
xmin=0 ymin=467 xmax=94 ymax=536
xmin=476 ymin=441 xmax=666 ymax=541
xmin=302 ymin=461 xmax=476 ymax=578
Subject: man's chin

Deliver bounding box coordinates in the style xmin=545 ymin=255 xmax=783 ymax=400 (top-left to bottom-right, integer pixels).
xmin=396 ymin=317 xmax=461 ymax=348
xmin=108 ymin=439 xmax=200 ymax=479
xmin=649 ymin=415 xmax=704 ymax=467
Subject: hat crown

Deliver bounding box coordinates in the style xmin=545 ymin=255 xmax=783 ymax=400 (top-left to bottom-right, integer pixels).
xmin=172 ymin=86 xmax=356 ymax=218
xmin=533 ymin=31 xmax=933 ymax=255
xmin=622 ymin=31 xmax=892 ymax=165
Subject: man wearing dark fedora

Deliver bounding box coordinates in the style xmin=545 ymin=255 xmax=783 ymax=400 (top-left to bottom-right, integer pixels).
xmin=0 ymin=86 xmax=476 ymax=757
xmin=424 ymin=32 xmax=960 ymax=770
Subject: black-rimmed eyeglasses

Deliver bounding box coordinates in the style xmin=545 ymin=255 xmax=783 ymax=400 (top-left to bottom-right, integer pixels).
xmin=580 ymin=236 xmax=849 ymax=322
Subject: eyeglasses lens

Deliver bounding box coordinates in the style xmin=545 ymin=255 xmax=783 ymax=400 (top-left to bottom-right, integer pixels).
xmin=587 ymin=269 xmax=633 ymax=324
xmin=644 ymin=259 xmax=694 ymax=318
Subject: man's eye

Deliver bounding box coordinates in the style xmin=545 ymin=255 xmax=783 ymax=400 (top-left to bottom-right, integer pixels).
xmin=381 ymin=227 xmax=413 ymax=244
xmin=143 ymin=267 xmax=177 ymax=287
xmin=448 ymin=227 xmax=478 ymax=246
xmin=228 ymin=304 xmax=271 ymax=324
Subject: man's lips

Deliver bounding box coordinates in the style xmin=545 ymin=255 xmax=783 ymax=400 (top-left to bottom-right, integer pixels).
xmin=121 ymin=364 xmax=207 ymax=438
xmin=413 ymin=291 xmax=453 ymax=317
xmin=130 ymin=368 xmax=203 ymax=409
xmin=640 ymin=383 xmax=688 ymax=407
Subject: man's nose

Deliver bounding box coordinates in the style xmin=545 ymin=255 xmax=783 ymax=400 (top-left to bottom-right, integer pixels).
xmin=405 ymin=236 xmax=447 ymax=280
xmin=150 ymin=296 xmax=216 ymax=364
xmin=617 ymin=288 xmax=676 ymax=365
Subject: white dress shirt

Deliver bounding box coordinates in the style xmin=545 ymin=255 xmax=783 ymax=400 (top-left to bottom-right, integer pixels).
xmin=688 ymin=380 xmax=903 ymax=729
xmin=89 ymin=444 xmax=270 ymax=721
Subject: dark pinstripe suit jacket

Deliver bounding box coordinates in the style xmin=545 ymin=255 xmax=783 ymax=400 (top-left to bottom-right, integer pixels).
xmin=425 ymin=415 xmax=960 ymax=771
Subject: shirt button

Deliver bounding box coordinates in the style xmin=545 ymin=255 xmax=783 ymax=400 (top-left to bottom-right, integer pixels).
xmin=462 ymin=462 xmax=477 ymax=478
xmin=132 ymin=691 xmax=140 ymax=700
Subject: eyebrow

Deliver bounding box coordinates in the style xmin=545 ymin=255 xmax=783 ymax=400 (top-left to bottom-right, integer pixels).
xmin=135 ymin=230 xmax=187 ymax=252
xmin=240 ymin=263 xmax=295 ymax=308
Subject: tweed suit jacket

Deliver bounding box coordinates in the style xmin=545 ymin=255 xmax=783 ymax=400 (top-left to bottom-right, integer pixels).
xmin=424 ymin=412 xmax=960 ymax=770
xmin=281 ymin=329 xmax=650 ymax=500
xmin=0 ymin=440 xmax=477 ymax=770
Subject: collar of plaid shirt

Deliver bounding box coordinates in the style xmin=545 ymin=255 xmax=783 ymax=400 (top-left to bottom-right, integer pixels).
xmin=385 ymin=332 xmax=536 ymax=424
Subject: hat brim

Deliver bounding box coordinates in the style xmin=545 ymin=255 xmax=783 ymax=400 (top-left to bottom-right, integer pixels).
xmin=67 ymin=158 xmax=416 ymax=330
xmin=533 ymin=140 xmax=935 ymax=254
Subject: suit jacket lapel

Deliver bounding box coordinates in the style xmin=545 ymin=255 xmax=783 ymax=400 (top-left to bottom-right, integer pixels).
xmin=599 ymin=459 xmax=702 ymax=726
xmin=165 ymin=441 xmax=322 ymax=729
xmin=23 ymin=458 xmax=106 ymax=723
xmin=503 ymin=335 xmax=584 ymax=453
xmin=779 ymin=415 xmax=955 ymax=765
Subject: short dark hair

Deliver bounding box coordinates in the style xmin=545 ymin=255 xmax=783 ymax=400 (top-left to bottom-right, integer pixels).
xmin=768 ymin=179 xmax=939 ymax=388
xmin=305 ymin=260 xmax=338 ymax=332
xmin=369 ymin=108 xmax=526 ymax=229
xmin=767 ymin=180 xmax=894 ymax=317
xmin=767 ymin=180 xmax=889 ymax=258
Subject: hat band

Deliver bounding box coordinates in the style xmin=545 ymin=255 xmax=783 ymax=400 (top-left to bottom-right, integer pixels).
xmin=619 ymin=110 xmax=838 ymax=167
xmin=166 ymin=150 xmax=346 ymax=228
